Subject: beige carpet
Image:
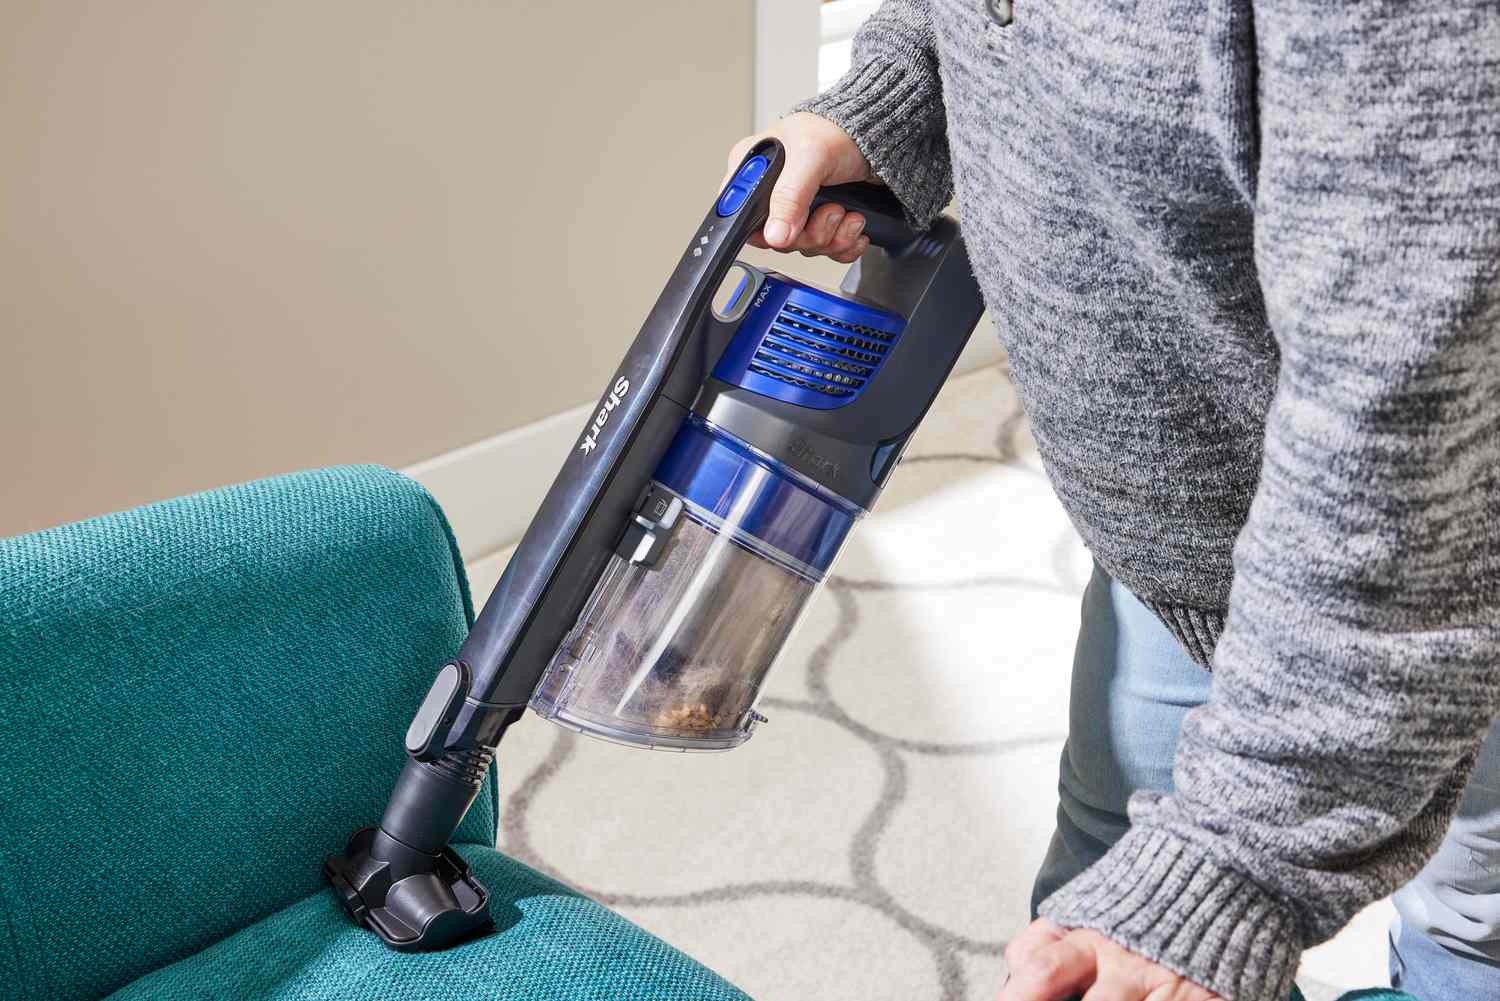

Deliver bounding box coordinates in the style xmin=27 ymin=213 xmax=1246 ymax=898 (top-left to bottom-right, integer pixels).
xmin=467 ymin=362 xmax=1391 ymax=1001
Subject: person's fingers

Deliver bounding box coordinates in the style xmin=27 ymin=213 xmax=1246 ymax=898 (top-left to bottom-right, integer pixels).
xmin=823 ymin=211 xmax=867 ymax=258
xmin=1004 ymin=919 xmax=1069 ymax=976
xmin=794 ymin=203 xmax=846 ymax=256
xmin=1079 ymin=971 xmax=1138 ymax=1001
xmin=762 ymin=144 xmax=826 ymax=249
xmin=828 ymin=236 xmax=869 ymax=265
xmin=808 ymin=202 xmax=846 ymax=248
xmin=1001 ymin=932 xmax=1096 ymax=1001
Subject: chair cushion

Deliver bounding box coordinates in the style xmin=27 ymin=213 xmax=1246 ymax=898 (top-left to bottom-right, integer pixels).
xmin=100 ymin=844 xmax=749 ymax=1001
xmin=0 ymin=466 xmax=497 ymax=1001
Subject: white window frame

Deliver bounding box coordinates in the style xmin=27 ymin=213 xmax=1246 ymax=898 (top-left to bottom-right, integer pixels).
xmin=753 ymin=0 xmax=881 ymax=130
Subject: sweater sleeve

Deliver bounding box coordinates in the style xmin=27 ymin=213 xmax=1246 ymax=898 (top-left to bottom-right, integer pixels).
xmin=1040 ymin=5 xmax=1500 ymax=1000
xmin=793 ymin=0 xmax=952 ymax=228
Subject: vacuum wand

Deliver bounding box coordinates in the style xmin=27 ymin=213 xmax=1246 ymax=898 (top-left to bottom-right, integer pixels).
xmin=325 ymin=138 xmax=986 ymax=951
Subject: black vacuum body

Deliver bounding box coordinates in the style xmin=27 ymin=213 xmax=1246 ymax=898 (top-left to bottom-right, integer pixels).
xmin=324 ymin=139 xmax=986 ymax=950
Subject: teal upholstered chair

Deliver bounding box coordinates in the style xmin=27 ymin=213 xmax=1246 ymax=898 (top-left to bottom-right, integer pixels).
xmin=0 ymin=466 xmax=748 ymax=1001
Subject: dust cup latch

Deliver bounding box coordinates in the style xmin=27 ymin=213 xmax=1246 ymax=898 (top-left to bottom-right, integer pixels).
xmin=528 ymin=418 xmax=861 ymax=751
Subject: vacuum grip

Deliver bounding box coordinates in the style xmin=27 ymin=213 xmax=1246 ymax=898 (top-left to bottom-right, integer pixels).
xmin=811 ymin=182 xmax=919 ymax=252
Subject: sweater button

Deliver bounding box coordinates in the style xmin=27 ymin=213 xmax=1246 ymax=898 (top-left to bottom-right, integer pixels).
xmin=987 ymin=0 xmax=1013 ymax=26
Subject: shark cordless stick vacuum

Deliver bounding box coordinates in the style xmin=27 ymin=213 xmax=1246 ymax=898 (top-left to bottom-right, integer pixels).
xmin=324 ymin=138 xmax=986 ymax=950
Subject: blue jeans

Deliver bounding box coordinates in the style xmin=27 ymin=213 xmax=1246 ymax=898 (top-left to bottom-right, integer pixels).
xmin=1030 ymin=564 xmax=1500 ymax=1000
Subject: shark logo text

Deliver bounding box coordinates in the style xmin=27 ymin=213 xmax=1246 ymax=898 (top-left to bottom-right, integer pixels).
xmin=578 ymin=377 xmax=631 ymax=455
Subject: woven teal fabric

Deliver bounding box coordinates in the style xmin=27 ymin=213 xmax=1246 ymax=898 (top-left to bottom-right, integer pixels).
xmin=1290 ymin=985 xmax=1414 ymax=1000
xmin=0 ymin=467 xmax=497 ymax=1001
xmin=99 ymin=844 xmax=750 ymax=1001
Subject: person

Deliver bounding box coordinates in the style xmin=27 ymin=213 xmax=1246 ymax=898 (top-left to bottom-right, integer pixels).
xmin=725 ymin=3 xmax=1500 ymax=1000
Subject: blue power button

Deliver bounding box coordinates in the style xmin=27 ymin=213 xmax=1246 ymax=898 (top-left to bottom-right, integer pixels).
xmin=716 ymin=155 xmax=770 ymax=217
xmin=735 ymin=155 xmax=770 ymax=185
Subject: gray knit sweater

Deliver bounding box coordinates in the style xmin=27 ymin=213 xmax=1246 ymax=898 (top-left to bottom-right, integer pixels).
xmin=800 ymin=2 xmax=1500 ymax=998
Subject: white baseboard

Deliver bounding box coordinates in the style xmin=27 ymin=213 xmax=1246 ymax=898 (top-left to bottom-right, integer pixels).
xmin=407 ymin=320 xmax=1003 ymax=564
xmin=404 ymin=402 xmax=593 ymax=564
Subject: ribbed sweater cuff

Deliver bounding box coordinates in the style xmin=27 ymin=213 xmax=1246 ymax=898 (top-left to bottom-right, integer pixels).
xmin=1038 ymin=827 xmax=1302 ymax=1001
xmin=1139 ymin=599 xmax=1226 ymax=667
xmin=794 ymin=60 xmax=954 ymax=229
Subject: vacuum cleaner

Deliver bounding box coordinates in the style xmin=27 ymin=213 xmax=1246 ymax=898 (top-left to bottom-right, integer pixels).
xmin=324 ymin=137 xmax=986 ymax=950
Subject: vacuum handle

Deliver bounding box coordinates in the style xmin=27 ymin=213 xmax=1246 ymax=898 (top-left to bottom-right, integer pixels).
xmin=811 ymin=182 xmax=919 ymax=252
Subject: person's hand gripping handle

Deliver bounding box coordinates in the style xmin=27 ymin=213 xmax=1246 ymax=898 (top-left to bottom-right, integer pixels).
xmin=723 ymin=112 xmax=881 ymax=263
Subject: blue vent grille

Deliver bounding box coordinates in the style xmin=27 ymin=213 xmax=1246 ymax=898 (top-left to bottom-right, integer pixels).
xmin=782 ymin=303 xmax=896 ymax=344
xmin=713 ymin=274 xmax=906 ymax=410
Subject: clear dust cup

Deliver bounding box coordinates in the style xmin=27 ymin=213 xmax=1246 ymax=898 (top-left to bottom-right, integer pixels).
xmin=528 ymin=417 xmax=862 ymax=750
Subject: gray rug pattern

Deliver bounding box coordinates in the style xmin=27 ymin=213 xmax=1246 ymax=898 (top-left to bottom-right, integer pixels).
xmin=503 ymin=584 xmax=1069 ymax=1001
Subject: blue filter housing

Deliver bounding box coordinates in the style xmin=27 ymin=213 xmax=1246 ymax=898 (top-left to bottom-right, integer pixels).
xmin=712 ymin=273 xmax=907 ymax=410
xmin=652 ymin=417 xmax=860 ymax=575
xmin=529 ymin=416 xmax=863 ymax=751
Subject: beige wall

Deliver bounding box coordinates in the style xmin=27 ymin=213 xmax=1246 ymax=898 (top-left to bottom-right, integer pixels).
xmin=1 ymin=1 xmax=753 ymax=537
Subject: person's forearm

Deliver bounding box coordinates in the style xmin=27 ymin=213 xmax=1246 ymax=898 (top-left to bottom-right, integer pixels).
xmin=1040 ymin=4 xmax=1500 ymax=999
xmin=794 ymin=0 xmax=952 ymax=228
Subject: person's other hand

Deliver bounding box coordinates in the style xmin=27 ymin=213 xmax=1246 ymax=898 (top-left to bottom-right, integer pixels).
xmin=723 ymin=112 xmax=876 ymax=263
xmin=999 ymin=919 xmax=1224 ymax=1001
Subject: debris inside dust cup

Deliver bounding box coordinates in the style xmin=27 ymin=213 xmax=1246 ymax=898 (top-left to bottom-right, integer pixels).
xmin=568 ymin=514 xmax=814 ymax=743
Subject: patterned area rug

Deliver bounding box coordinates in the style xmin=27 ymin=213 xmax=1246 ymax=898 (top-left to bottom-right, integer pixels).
xmin=468 ymin=362 xmax=1390 ymax=1001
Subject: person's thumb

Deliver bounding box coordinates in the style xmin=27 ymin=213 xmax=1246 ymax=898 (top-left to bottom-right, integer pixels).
xmin=761 ymin=153 xmax=825 ymax=250
xmin=721 ymin=135 xmax=759 ymax=193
